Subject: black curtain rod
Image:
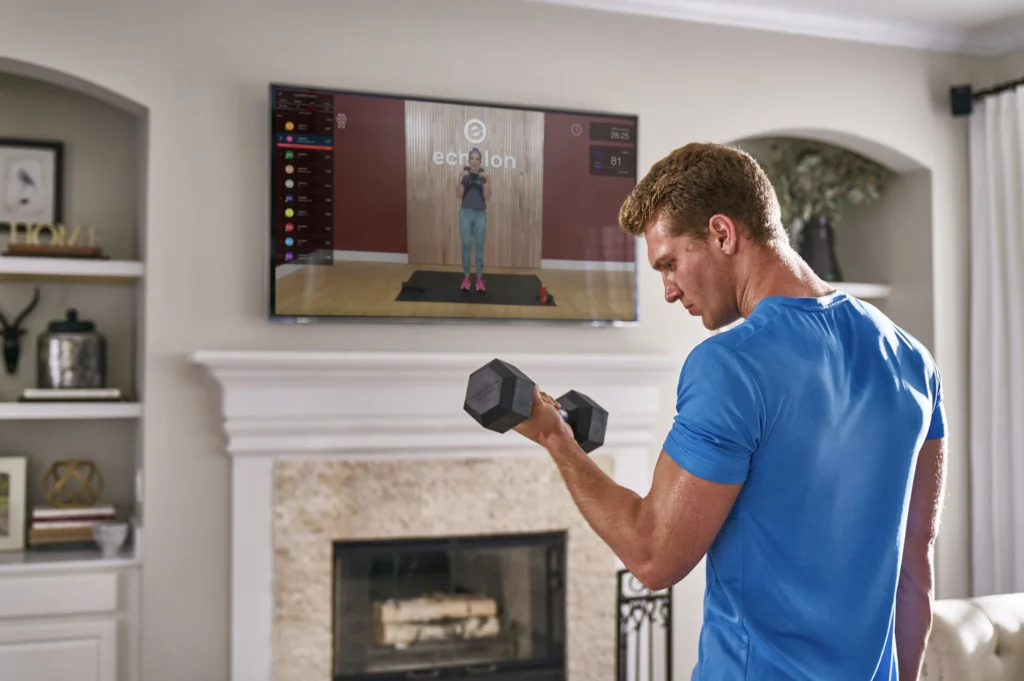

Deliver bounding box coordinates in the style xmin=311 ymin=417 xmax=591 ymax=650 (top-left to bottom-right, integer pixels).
xmin=950 ymin=75 xmax=1024 ymax=116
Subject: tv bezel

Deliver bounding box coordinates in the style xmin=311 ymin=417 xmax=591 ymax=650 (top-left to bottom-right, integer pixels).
xmin=266 ymin=82 xmax=642 ymax=328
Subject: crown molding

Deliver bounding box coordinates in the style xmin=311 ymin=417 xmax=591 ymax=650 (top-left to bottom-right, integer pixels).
xmin=525 ymin=0 xmax=1024 ymax=56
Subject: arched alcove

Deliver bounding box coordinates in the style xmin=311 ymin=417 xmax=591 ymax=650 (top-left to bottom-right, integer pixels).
xmin=721 ymin=129 xmax=936 ymax=351
xmin=0 ymin=57 xmax=149 ymax=563
xmin=727 ymin=126 xmax=929 ymax=174
xmin=0 ymin=56 xmax=149 ymax=119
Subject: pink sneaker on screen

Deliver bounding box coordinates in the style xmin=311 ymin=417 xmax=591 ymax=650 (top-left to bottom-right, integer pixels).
xmin=475 ymin=277 xmax=486 ymax=292
xmin=461 ymin=275 xmax=471 ymax=291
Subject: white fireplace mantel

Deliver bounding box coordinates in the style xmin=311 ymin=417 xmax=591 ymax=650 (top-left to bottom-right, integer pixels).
xmin=192 ymin=349 xmax=680 ymax=681
xmin=193 ymin=349 xmax=680 ymax=457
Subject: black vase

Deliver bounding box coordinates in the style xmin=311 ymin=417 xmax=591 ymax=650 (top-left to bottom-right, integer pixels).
xmin=798 ymin=217 xmax=842 ymax=282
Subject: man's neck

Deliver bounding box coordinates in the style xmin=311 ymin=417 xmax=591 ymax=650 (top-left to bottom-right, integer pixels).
xmin=736 ymin=242 xmax=834 ymax=319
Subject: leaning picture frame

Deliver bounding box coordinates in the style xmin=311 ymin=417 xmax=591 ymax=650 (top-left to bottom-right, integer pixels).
xmin=0 ymin=456 xmax=27 ymax=552
xmin=0 ymin=138 xmax=64 ymax=229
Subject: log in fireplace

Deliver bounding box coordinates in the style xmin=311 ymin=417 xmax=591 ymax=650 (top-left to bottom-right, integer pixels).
xmin=332 ymin=531 xmax=567 ymax=681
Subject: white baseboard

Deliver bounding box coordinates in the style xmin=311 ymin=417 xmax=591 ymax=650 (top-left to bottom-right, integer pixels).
xmin=334 ymin=250 xmax=409 ymax=263
xmin=541 ymin=259 xmax=636 ymax=272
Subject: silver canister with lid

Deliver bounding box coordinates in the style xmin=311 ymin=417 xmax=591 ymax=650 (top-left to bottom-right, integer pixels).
xmin=36 ymin=309 xmax=107 ymax=389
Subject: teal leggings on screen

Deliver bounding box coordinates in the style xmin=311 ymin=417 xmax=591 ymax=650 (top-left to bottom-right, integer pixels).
xmin=459 ymin=207 xmax=487 ymax=276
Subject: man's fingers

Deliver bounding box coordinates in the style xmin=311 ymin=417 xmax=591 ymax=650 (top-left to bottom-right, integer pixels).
xmin=538 ymin=391 xmax=561 ymax=409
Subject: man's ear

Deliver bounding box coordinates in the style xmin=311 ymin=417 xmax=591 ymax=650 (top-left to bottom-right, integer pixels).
xmin=708 ymin=215 xmax=738 ymax=254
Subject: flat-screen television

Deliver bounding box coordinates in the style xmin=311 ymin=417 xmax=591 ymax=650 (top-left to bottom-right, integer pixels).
xmin=268 ymin=83 xmax=640 ymax=325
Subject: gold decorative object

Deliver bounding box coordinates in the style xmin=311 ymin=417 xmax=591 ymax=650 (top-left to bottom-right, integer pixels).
xmin=3 ymin=222 xmax=106 ymax=259
xmin=42 ymin=459 xmax=104 ymax=508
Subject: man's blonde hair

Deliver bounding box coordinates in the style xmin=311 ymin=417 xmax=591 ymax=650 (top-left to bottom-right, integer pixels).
xmin=619 ymin=142 xmax=785 ymax=244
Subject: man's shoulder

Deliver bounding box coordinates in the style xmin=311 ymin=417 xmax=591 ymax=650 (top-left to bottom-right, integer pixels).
xmin=852 ymin=298 xmax=941 ymax=375
xmin=683 ymin=333 xmax=752 ymax=373
xmin=677 ymin=335 xmax=765 ymax=407
xmin=698 ymin=311 xmax=794 ymax=369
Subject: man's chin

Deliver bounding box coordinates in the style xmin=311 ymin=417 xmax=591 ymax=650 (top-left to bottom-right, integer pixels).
xmin=692 ymin=311 xmax=714 ymax=329
xmin=683 ymin=305 xmax=723 ymax=330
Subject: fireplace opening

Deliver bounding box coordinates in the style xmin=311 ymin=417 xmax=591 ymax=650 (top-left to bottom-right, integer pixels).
xmin=332 ymin=531 xmax=567 ymax=681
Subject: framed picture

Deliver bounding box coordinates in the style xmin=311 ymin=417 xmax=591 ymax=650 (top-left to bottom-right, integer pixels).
xmin=0 ymin=138 xmax=64 ymax=229
xmin=0 ymin=456 xmax=27 ymax=552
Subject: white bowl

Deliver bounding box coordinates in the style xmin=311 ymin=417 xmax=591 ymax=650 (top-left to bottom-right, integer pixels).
xmin=92 ymin=522 xmax=129 ymax=557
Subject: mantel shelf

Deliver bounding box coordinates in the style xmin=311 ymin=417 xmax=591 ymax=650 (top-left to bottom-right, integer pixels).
xmin=0 ymin=401 xmax=142 ymax=420
xmin=0 ymin=255 xmax=144 ymax=283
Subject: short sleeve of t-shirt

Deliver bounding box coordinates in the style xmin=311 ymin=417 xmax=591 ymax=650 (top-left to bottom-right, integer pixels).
xmin=927 ymin=367 xmax=946 ymax=440
xmin=663 ymin=342 xmax=764 ymax=485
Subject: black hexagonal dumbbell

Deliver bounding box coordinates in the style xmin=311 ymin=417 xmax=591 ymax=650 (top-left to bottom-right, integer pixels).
xmin=463 ymin=358 xmax=608 ymax=453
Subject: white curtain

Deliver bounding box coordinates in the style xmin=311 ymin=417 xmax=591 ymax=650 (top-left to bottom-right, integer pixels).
xmin=969 ymin=84 xmax=1024 ymax=597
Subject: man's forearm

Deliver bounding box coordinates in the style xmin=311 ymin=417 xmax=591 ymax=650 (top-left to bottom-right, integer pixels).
xmin=895 ymin=543 xmax=934 ymax=680
xmin=541 ymin=432 xmax=653 ymax=575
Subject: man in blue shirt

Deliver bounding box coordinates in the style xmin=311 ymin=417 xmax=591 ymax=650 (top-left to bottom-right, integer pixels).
xmin=513 ymin=142 xmax=946 ymax=680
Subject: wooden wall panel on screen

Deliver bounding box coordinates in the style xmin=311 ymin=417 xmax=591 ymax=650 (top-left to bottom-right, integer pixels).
xmin=404 ymin=100 xmax=544 ymax=269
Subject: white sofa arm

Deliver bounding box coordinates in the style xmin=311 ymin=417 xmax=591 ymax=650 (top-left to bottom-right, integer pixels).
xmin=921 ymin=593 xmax=1024 ymax=681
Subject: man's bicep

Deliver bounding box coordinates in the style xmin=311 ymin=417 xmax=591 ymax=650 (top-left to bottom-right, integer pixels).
xmin=905 ymin=437 xmax=946 ymax=548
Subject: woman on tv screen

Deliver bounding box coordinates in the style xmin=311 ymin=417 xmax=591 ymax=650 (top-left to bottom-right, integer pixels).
xmin=456 ymin=147 xmax=490 ymax=292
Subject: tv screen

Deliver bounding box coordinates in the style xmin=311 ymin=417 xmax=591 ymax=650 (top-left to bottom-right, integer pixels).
xmin=268 ymin=84 xmax=640 ymax=325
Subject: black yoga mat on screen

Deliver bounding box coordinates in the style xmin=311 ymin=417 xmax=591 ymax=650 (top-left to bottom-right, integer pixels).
xmin=395 ymin=270 xmax=557 ymax=307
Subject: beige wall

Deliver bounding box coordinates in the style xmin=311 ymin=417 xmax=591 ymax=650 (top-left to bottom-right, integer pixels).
xmin=980 ymin=46 xmax=1024 ymax=86
xmin=405 ymin=100 xmax=544 ymax=268
xmin=0 ymin=0 xmax=984 ymax=678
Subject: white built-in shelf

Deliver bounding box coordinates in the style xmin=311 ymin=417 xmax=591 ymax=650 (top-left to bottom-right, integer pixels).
xmin=0 ymin=401 xmax=142 ymax=420
xmin=0 ymin=546 xmax=140 ymax=575
xmin=0 ymin=255 xmax=144 ymax=283
xmin=829 ymin=282 xmax=891 ymax=299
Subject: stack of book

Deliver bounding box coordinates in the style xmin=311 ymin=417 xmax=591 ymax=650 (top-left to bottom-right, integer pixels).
xmin=28 ymin=504 xmax=116 ymax=550
xmin=19 ymin=387 xmax=123 ymax=402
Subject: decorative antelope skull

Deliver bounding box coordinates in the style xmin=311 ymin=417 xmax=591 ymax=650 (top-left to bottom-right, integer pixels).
xmin=0 ymin=287 xmax=40 ymax=375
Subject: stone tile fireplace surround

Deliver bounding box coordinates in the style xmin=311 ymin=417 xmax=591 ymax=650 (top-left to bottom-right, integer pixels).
xmin=194 ymin=350 xmax=676 ymax=681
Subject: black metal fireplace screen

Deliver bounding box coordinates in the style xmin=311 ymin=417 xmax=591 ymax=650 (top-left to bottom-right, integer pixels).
xmin=616 ymin=568 xmax=672 ymax=681
xmin=332 ymin=532 xmax=567 ymax=681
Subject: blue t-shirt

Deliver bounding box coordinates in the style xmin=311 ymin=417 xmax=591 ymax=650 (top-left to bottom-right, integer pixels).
xmin=665 ymin=291 xmax=945 ymax=681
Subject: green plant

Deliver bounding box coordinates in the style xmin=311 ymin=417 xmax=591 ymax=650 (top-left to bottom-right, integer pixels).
xmin=759 ymin=138 xmax=891 ymax=227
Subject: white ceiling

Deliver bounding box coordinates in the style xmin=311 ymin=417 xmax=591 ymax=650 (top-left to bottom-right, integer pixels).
xmin=526 ymin=0 xmax=1024 ymax=56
